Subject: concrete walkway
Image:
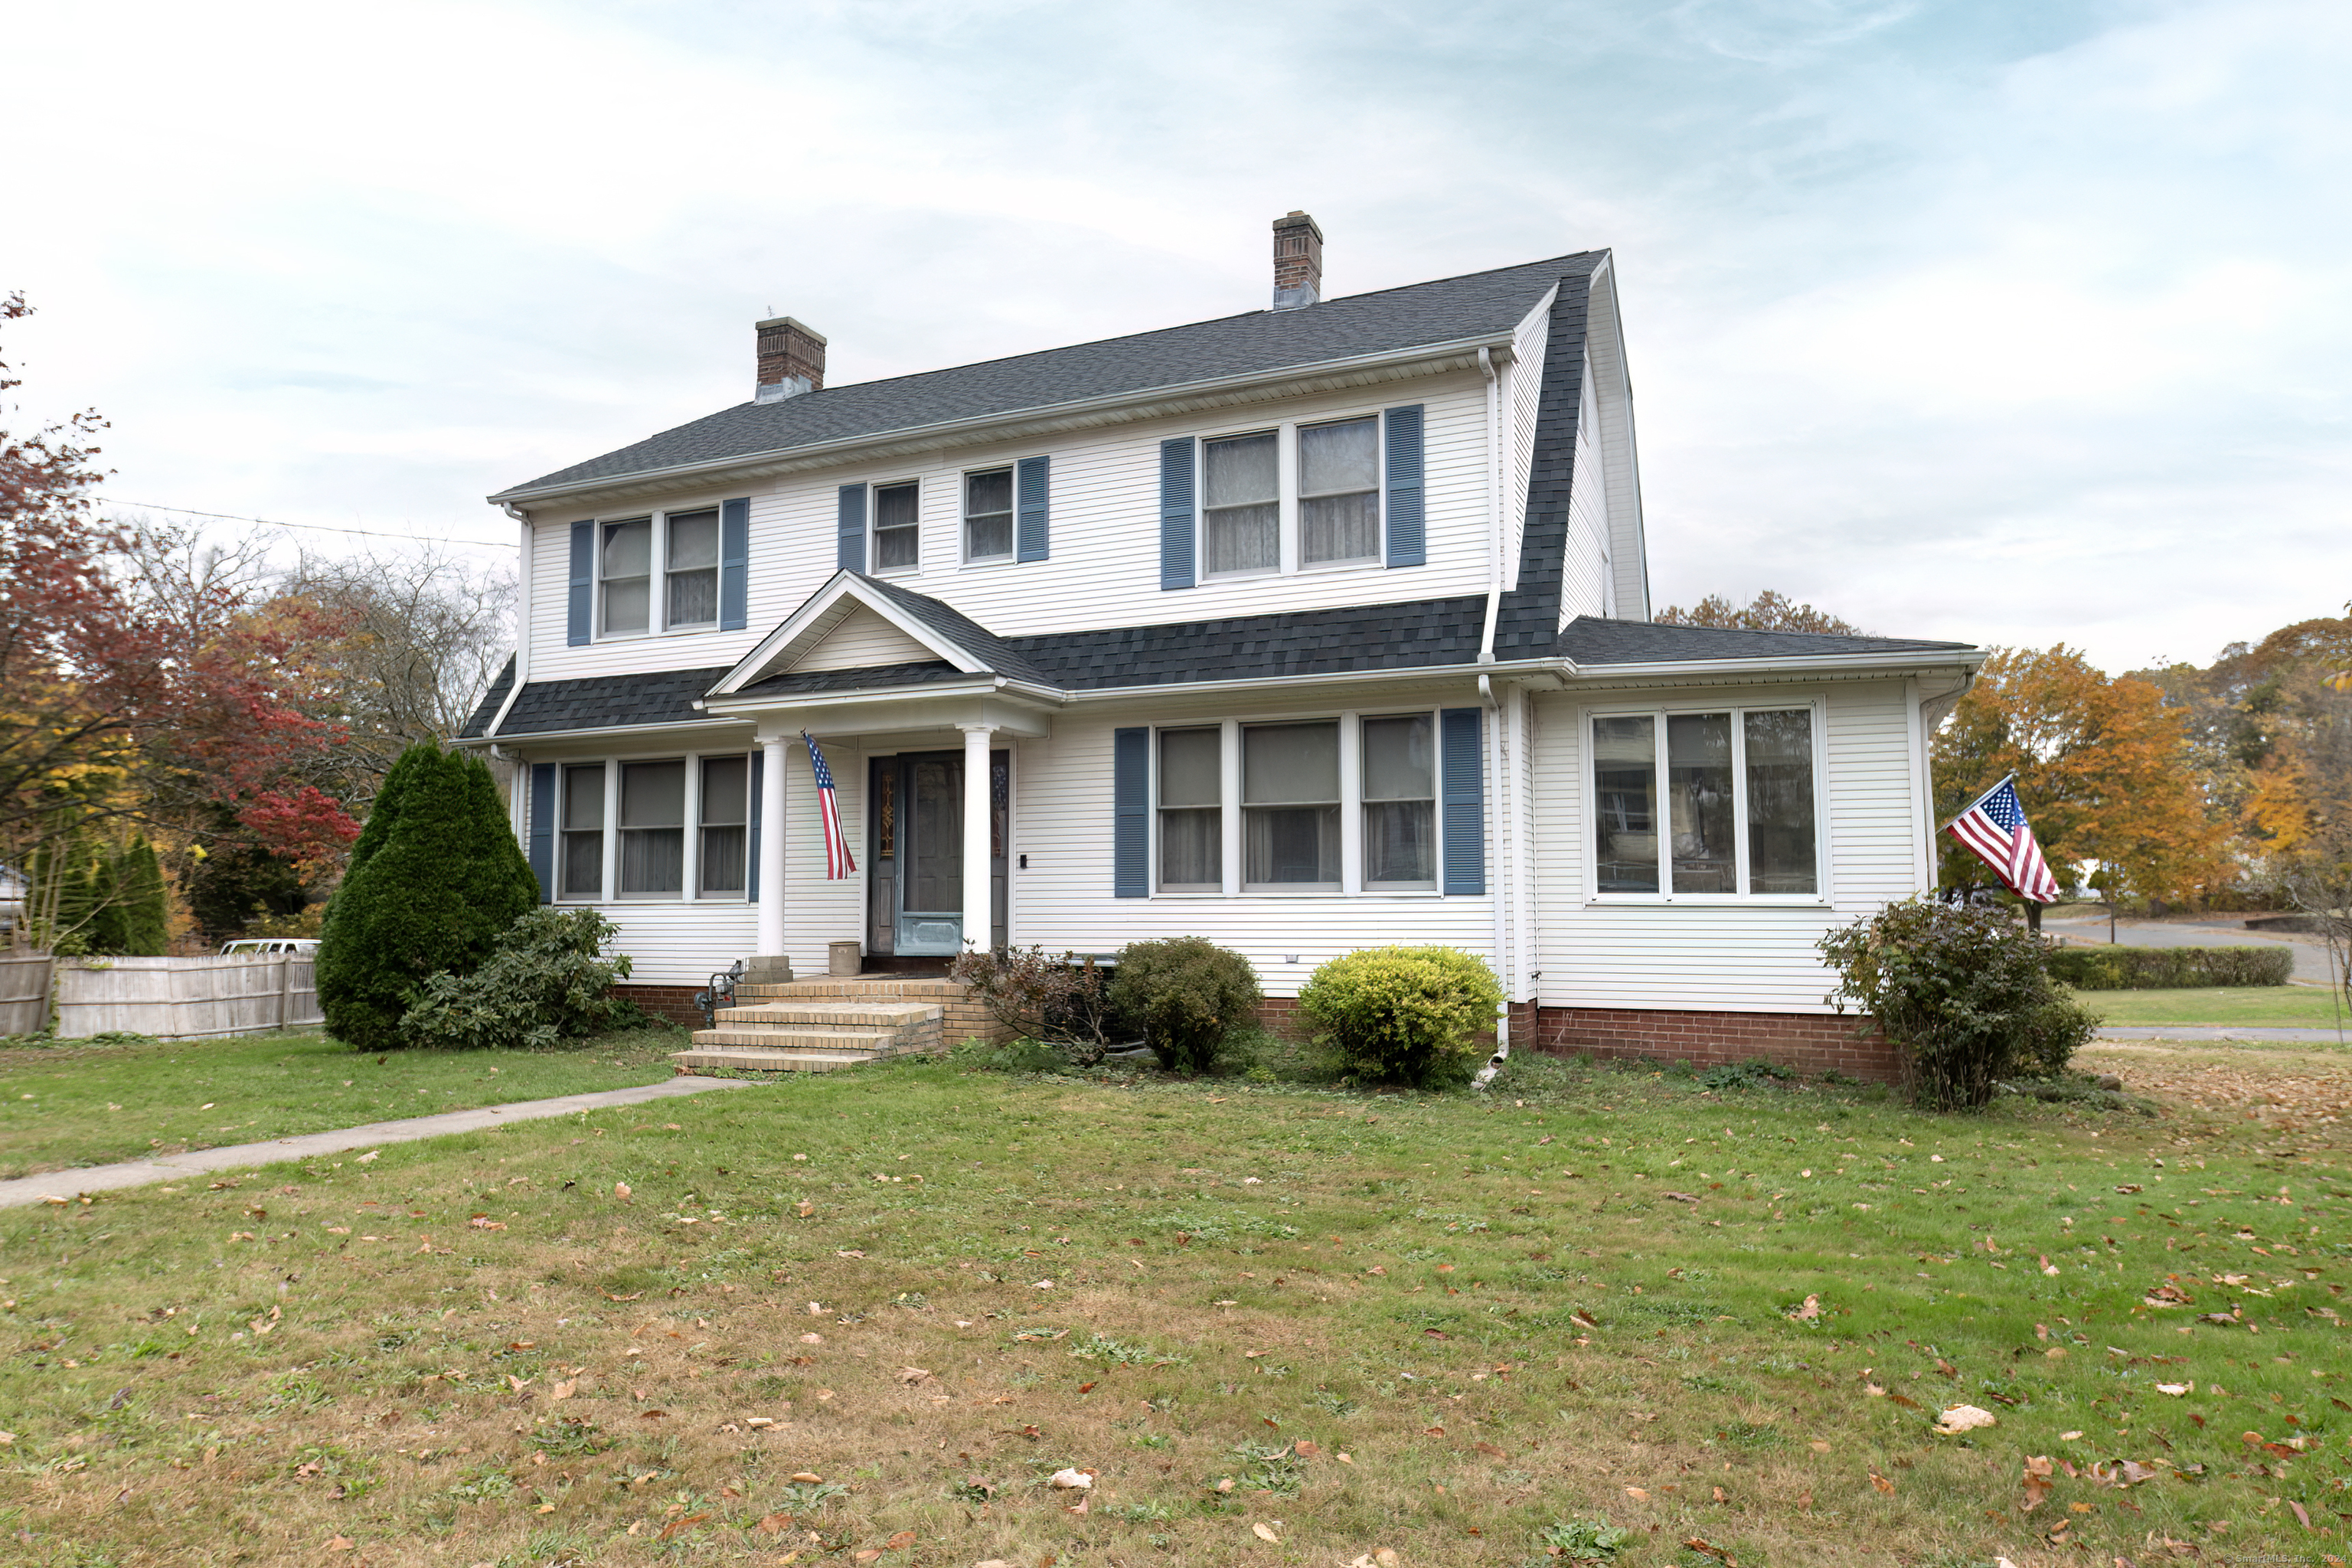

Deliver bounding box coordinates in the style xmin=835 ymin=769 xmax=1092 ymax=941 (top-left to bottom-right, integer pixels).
xmin=2096 ymin=1026 xmax=2349 ymax=1044
xmin=0 ymin=1076 xmax=754 ymax=1209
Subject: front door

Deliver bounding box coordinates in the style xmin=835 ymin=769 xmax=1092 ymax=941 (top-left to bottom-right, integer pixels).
xmin=866 ymin=750 xmax=1008 ymax=959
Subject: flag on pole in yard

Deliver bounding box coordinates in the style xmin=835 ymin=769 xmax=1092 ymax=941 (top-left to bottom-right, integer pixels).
xmin=1945 ymin=774 xmax=2060 ymax=903
xmin=803 ymin=731 xmax=856 ymax=879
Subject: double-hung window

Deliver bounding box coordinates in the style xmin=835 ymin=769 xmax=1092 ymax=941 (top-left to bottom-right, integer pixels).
xmin=1243 ymin=721 xmax=1341 ymax=890
xmin=560 ymin=764 xmax=606 ymax=900
xmin=698 ymin=756 xmax=749 ymax=896
xmin=619 ymin=761 xmax=686 ymax=897
xmin=1156 ymin=727 xmax=1221 ymax=891
xmin=1361 ymin=713 xmax=1435 ymax=888
xmin=874 ymin=481 xmax=920 ymax=572
xmin=1298 ymin=416 xmax=1380 ymax=565
xmin=1202 ymin=432 xmax=1279 ymax=576
xmin=1590 ymin=706 xmax=1821 ymax=898
xmin=963 ymin=469 xmax=1013 ymax=563
xmin=600 ymin=518 xmax=652 ymax=635
xmin=665 ymin=508 xmax=719 ymax=628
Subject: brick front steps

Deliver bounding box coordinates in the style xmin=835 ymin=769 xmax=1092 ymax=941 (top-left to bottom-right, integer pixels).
xmin=670 ymin=976 xmax=1007 ymax=1075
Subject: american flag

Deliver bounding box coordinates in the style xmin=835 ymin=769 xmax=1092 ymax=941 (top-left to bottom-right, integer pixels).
xmin=803 ymin=731 xmax=857 ymax=880
xmin=1945 ymin=775 xmax=2060 ymax=903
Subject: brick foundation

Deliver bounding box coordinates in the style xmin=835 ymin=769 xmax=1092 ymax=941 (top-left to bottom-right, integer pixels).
xmin=1258 ymin=998 xmax=1895 ymax=1082
xmin=614 ymin=985 xmax=711 ymax=1029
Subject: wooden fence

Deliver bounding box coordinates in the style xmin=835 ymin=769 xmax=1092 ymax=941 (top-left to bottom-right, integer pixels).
xmin=0 ymin=953 xmax=50 ymax=1036
xmin=34 ymin=954 xmax=323 ymax=1040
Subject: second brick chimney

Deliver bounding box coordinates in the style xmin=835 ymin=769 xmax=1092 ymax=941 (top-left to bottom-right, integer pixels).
xmin=1272 ymin=211 xmax=1323 ymax=311
xmin=756 ymin=315 xmax=826 ymax=403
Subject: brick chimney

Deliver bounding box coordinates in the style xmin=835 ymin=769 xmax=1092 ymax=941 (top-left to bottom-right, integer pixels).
xmin=1272 ymin=211 xmax=1323 ymax=311
xmin=755 ymin=315 xmax=826 ymax=403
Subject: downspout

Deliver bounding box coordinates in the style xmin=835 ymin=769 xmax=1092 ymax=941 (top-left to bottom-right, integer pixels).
xmin=1475 ymin=345 xmax=1511 ymax=1088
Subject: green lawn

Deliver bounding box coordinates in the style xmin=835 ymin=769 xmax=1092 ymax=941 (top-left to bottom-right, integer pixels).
xmin=1 ymin=1044 xmax=2343 ymax=1567
xmin=2077 ymin=985 xmax=2350 ymax=1029
xmin=0 ymin=1025 xmax=685 ymax=1180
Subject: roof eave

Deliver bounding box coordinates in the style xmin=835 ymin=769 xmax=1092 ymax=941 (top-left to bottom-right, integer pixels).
xmin=1564 ymin=647 xmax=1985 ymax=684
xmin=488 ymin=334 xmax=1518 ymax=511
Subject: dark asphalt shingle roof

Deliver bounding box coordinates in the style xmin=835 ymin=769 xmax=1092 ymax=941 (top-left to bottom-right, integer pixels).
xmin=459 ymin=655 xmax=515 ymax=740
xmin=1005 ymin=596 xmax=1490 ymax=690
xmin=492 ymin=665 xmax=734 ymax=737
xmin=852 ymin=574 xmax=1053 ymax=684
xmin=735 ymin=659 xmax=972 ymax=698
xmin=1558 ymin=617 xmax=1973 ymax=664
xmin=494 ymin=254 xmax=1601 ymax=498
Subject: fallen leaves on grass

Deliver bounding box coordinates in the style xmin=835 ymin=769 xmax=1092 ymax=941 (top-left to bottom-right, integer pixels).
xmin=1786 ymin=1294 xmax=1821 ymax=1321
xmin=1251 ymin=1521 xmax=1281 ymax=1544
xmin=1933 ymin=1404 xmax=1997 ymax=1435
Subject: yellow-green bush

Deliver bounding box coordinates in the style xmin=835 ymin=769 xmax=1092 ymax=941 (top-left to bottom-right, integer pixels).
xmin=1296 ymin=946 xmax=1502 ymax=1088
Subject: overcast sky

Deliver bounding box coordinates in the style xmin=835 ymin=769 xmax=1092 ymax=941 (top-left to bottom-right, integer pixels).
xmin=5 ymin=0 xmax=2344 ymax=673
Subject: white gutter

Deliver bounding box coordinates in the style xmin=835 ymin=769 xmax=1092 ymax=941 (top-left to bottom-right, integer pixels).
xmin=492 ymin=335 xmax=1518 ymax=510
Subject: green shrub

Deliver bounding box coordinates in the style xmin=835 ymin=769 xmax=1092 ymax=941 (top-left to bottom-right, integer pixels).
xmin=2046 ymin=944 xmax=2294 ymax=990
xmin=316 ymin=743 xmax=540 ymax=1051
xmin=1295 ymin=945 xmax=1501 ymax=1089
xmin=946 ymin=945 xmax=1112 ymax=1062
xmin=398 ymin=906 xmax=635 ymax=1050
xmin=1108 ymin=936 xmax=1261 ymax=1074
xmin=1818 ymin=898 xmax=2097 ymax=1110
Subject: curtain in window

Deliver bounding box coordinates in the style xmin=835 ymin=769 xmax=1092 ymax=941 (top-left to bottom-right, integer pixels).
xmin=560 ymin=764 xmax=606 ymax=899
xmin=1362 ymin=714 xmax=1434 ymax=884
xmin=1300 ymin=417 xmax=1379 ymax=564
xmin=1158 ymin=728 xmax=1221 ymax=887
xmin=874 ymin=483 xmax=920 ymax=570
xmin=1243 ymin=722 xmax=1338 ymax=886
xmin=699 ymin=756 xmax=748 ymax=895
xmin=619 ymin=760 xmax=685 ymax=894
xmin=1203 ymin=433 xmax=1278 ymax=574
xmin=602 ymin=519 xmax=651 ymax=634
xmin=965 ymin=469 xmax=1014 ymax=560
xmin=666 ymin=510 xmax=720 ymax=626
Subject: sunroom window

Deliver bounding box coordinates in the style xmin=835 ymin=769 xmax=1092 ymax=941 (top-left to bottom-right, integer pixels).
xmin=1591 ymin=707 xmax=1818 ymax=897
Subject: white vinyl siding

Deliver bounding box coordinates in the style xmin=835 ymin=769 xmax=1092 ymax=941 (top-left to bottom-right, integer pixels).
xmin=786 ymin=606 xmax=935 ymax=672
xmin=1562 ymin=362 xmax=1612 ymax=622
xmin=1528 ymin=680 xmax=1926 ymax=1014
xmin=521 ymin=373 xmax=1498 ymax=686
xmin=1502 ymin=286 xmax=1554 ymax=592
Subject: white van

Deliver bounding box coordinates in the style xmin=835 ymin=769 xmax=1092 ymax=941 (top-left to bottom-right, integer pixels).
xmin=220 ymin=939 xmax=319 ymax=956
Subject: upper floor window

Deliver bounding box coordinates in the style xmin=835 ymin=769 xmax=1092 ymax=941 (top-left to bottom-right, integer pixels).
xmin=1299 ymin=416 xmax=1380 ymax=566
xmin=874 ymin=481 xmax=920 ymax=572
xmin=665 ymin=508 xmax=720 ymax=628
xmin=1591 ymin=706 xmax=1820 ymax=899
xmin=964 ymin=469 xmax=1013 ymax=563
xmin=1203 ymin=433 xmax=1279 ymax=576
xmin=601 ymin=518 xmax=652 ymax=635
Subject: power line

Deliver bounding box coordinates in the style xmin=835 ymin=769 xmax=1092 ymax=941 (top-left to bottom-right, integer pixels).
xmin=98 ymin=498 xmax=514 ymax=548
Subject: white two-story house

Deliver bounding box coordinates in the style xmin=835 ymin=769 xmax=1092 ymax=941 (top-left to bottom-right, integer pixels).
xmin=460 ymin=214 xmax=1981 ymax=1074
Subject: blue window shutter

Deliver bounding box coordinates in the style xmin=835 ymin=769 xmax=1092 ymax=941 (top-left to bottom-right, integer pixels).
xmin=1016 ymin=456 xmax=1050 ymax=562
xmin=747 ymin=749 xmax=764 ymax=901
xmin=1158 ymin=439 xmax=1195 ymax=590
xmin=1441 ymin=707 xmax=1485 ymax=895
xmin=1113 ymin=727 xmax=1148 ymax=897
xmin=720 ymin=498 xmax=750 ymax=630
xmin=1383 ymin=404 xmax=1426 ymax=568
xmin=528 ymin=763 xmax=556 ymax=903
xmin=567 ymin=521 xmax=594 ymax=645
xmin=836 ymin=485 xmax=867 ymax=573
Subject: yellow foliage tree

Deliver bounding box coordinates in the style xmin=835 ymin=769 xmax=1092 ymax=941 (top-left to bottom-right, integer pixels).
xmin=1932 ymin=645 xmax=2227 ymax=905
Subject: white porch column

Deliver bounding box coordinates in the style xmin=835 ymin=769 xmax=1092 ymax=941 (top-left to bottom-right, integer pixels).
xmin=757 ymin=735 xmax=789 ymax=959
xmin=959 ymin=724 xmax=994 ymax=952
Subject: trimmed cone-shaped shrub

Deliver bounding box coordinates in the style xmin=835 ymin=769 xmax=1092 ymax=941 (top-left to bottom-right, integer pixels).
xmin=1109 ymin=936 xmax=1260 ymax=1074
xmin=317 ymin=744 xmax=539 ymax=1050
xmin=1297 ymin=945 xmax=1502 ymax=1088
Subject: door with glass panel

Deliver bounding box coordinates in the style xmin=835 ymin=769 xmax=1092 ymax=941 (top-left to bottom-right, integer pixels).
xmin=865 ymin=751 xmax=1009 ymax=959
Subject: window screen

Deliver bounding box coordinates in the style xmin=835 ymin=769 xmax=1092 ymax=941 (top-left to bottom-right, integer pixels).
xmin=1243 ymin=721 xmax=1339 ymax=887
xmin=1362 ymin=713 xmax=1434 ymax=887
xmin=1158 ymin=727 xmax=1221 ymax=889
xmin=1300 ymin=417 xmax=1379 ymax=564
xmin=1202 ymin=433 xmax=1278 ymax=576
xmin=699 ymin=755 xmax=748 ymax=896
xmin=601 ymin=518 xmax=651 ymax=635
xmin=619 ymin=760 xmax=685 ymax=896
xmin=874 ymin=482 xmax=920 ymax=571
xmin=965 ymin=469 xmax=1013 ymax=561
xmin=665 ymin=509 xmax=719 ymax=627
xmin=560 ymin=763 xmax=606 ymax=899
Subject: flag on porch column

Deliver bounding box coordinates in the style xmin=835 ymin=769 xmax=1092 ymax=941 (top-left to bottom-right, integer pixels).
xmin=1945 ymin=774 xmax=2060 ymax=903
xmin=802 ymin=731 xmax=857 ymax=879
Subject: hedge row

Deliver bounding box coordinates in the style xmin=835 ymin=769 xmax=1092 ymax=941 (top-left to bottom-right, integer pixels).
xmin=2047 ymin=944 xmax=2294 ymax=991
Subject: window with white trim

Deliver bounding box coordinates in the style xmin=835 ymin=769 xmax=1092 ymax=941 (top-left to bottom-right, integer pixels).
xmin=551 ymin=753 xmax=755 ymax=902
xmin=665 ymin=508 xmax=720 ymax=627
xmin=1298 ymin=416 xmax=1380 ymax=565
xmin=599 ymin=510 xmax=728 ymax=637
xmin=1188 ymin=414 xmax=1388 ymax=580
xmin=1243 ymin=721 xmax=1340 ymax=889
xmin=600 ymin=518 xmax=652 ymax=635
xmin=1155 ymin=727 xmax=1221 ymax=890
xmin=1202 ymin=433 xmax=1279 ymax=576
xmin=874 ymin=481 xmax=920 ymax=572
xmin=1590 ymin=706 xmax=1820 ymax=898
xmin=963 ymin=468 xmax=1013 ymax=563
xmin=1361 ymin=712 xmax=1435 ymax=888
xmin=560 ymin=763 xmax=605 ymax=900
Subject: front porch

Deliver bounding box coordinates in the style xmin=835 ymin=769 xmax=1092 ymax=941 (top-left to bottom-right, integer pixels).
xmin=666 ymin=973 xmax=1009 ymax=1075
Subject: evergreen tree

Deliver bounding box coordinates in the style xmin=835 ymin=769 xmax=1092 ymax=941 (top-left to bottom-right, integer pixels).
xmin=118 ymin=835 xmax=170 ymax=956
xmin=316 ymin=745 xmax=537 ymax=1050
xmin=80 ymin=845 xmax=128 ymax=956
